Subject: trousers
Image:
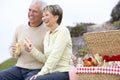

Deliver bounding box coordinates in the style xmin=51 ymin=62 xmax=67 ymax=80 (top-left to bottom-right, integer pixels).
xmin=31 ymin=72 xmax=69 ymax=80
xmin=0 ymin=66 xmax=41 ymax=80
xmin=0 ymin=66 xmax=69 ymax=80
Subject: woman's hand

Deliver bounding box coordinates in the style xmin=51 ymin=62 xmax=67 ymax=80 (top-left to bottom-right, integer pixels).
xmin=30 ymin=74 xmax=40 ymax=80
xmin=71 ymin=55 xmax=78 ymax=66
xmin=24 ymin=38 xmax=33 ymax=52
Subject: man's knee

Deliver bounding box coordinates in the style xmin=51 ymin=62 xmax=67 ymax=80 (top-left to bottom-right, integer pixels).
xmin=0 ymin=67 xmax=22 ymax=80
xmin=0 ymin=70 xmax=8 ymax=80
xmin=0 ymin=76 xmax=5 ymax=80
xmin=0 ymin=70 xmax=7 ymax=76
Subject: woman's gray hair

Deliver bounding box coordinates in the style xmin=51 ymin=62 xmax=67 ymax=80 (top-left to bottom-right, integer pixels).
xmin=31 ymin=0 xmax=47 ymax=11
xmin=43 ymin=4 xmax=63 ymax=25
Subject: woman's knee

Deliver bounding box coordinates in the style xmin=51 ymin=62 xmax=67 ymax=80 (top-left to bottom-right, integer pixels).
xmin=34 ymin=72 xmax=69 ymax=80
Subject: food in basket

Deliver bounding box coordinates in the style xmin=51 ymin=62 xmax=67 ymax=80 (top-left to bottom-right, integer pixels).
xmin=109 ymin=55 xmax=120 ymax=61
xmin=97 ymin=60 xmax=107 ymax=66
xmin=91 ymin=53 xmax=106 ymax=66
xmin=82 ymin=53 xmax=116 ymax=67
xmin=103 ymin=55 xmax=110 ymax=62
xmin=83 ymin=53 xmax=108 ymax=66
xmin=83 ymin=58 xmax=95 ymax=67
xmin=84 ymin=60 xmax=94 ymax=66
xmin=91 ymin=56 xmax=98 ymax=66
xmin=103 ymin=54 xmax=120 ymax=61
xmin=94 ymin=54 xmax=103 ymax=64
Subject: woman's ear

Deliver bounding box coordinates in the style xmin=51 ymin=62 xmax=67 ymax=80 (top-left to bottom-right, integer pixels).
xmin=55 ymin=15 xmax=59 ymax=21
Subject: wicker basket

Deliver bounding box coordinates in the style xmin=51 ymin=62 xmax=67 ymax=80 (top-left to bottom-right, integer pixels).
xmin=78 ymin=74 xmax=120 ymax=80
xmin=78 ymin=30 xmax=120 ymax=80
xmin=84 ymin=30 xmax=120 ymax=56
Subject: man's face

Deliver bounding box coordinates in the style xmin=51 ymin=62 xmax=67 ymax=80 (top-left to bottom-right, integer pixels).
xmin=28 ymin=3 xmax=42 ymax=25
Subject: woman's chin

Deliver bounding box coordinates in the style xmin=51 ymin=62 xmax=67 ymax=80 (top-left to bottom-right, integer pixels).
xmin=45 ymin=23 xmax=50 ymax=27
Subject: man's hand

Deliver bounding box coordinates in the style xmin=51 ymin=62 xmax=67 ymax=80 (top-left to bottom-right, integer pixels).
xmin=9 ymin=43 xmax=21 ymax=58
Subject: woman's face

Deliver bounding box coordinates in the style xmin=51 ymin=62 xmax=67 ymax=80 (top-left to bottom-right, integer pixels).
xmin=42 ymin=10 xmax=58 ymax=27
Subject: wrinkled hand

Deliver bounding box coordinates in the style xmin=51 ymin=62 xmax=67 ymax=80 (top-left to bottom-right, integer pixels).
xmin=9 ymin=45 xmax=17 ymax=55
xmin=71 ymin=55 xmax=78 ymax=66
xmin=9 ymin=44 xmax=20 ymax=57
xmin=24 ymin=38 xmax=33 ymax=52
xmin=30 ymin=74 xmax=40 ymax=80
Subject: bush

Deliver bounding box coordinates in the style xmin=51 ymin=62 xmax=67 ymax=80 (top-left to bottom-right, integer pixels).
xmin=76 ymin=47 xmax=89 ymax=57
xmin=70 ymin=23 xmax=87 ymax=37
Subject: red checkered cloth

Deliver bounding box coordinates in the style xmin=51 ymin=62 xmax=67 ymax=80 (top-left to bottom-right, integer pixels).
xmin=76 ymin=66 xmax=120 ymax=75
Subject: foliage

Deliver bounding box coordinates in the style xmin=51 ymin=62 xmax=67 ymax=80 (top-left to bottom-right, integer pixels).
xmin=113 ymin=20 xmax=120 ymax=27
xmin=110 ymin=1 xmax=120 ymax=22
xmin=110 ymin=1 xmax=120 ymax=28
xmin=76 ymin=47 xmax=89 ymax=57
xmin=70 ymin=23 xmax=87 ymax=37
xmin=0 ymin=58 xmax=17 ymax=71
xmin=69 ymin=23 xmax=94 ymax=37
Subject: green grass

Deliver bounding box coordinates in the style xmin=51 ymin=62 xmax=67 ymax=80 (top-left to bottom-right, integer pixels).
xmin=0 ymin=58 xmax=17 ymax=71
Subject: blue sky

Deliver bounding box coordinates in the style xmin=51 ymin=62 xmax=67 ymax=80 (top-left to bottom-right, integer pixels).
xmin=0 ymin=0 xmax=119 ymax=63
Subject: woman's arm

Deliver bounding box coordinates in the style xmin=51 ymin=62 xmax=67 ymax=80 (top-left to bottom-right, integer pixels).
xmin=38 ymin=27 xmax=72 ymax=75
xmin=30 ymin=47 xmax=47 ymax=63
xmin=24 ymin=38 xmax=47 ymax=63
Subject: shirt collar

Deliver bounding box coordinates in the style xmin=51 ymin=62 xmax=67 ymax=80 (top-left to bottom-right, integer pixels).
xmin=28 ymin=21 xmax=43 ymax=27
xmin=49 ymin=25 xmax=62 ymax=34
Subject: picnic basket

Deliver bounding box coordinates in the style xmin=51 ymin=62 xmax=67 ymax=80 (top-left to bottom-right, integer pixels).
xmin=77 ymin=30 xmax=120 ymax=80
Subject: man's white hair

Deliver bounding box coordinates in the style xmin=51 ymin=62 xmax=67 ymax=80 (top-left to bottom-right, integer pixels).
xmin=31 ymin=0 xmax=47 ymax=11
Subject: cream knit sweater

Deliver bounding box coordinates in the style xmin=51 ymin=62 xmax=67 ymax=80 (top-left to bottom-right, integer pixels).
xmin=10 ymin=23 xmax=48 ymax=69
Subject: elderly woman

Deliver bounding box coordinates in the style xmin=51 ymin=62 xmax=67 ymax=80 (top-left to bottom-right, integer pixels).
xmin=24 ymin=4 xmax=72 ymax=80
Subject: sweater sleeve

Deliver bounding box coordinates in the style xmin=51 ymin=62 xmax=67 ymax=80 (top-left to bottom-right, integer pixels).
xmin=30 ymin=47 xmax=47 ymax=63
xmin=10 ymin=26 xmax=20 ymax=58
xmin=37 ymin=27 xmax=71 ymax=75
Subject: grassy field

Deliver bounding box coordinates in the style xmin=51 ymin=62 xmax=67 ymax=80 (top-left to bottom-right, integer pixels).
xmin=0 ymin=58 xmax=17 ymax=71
